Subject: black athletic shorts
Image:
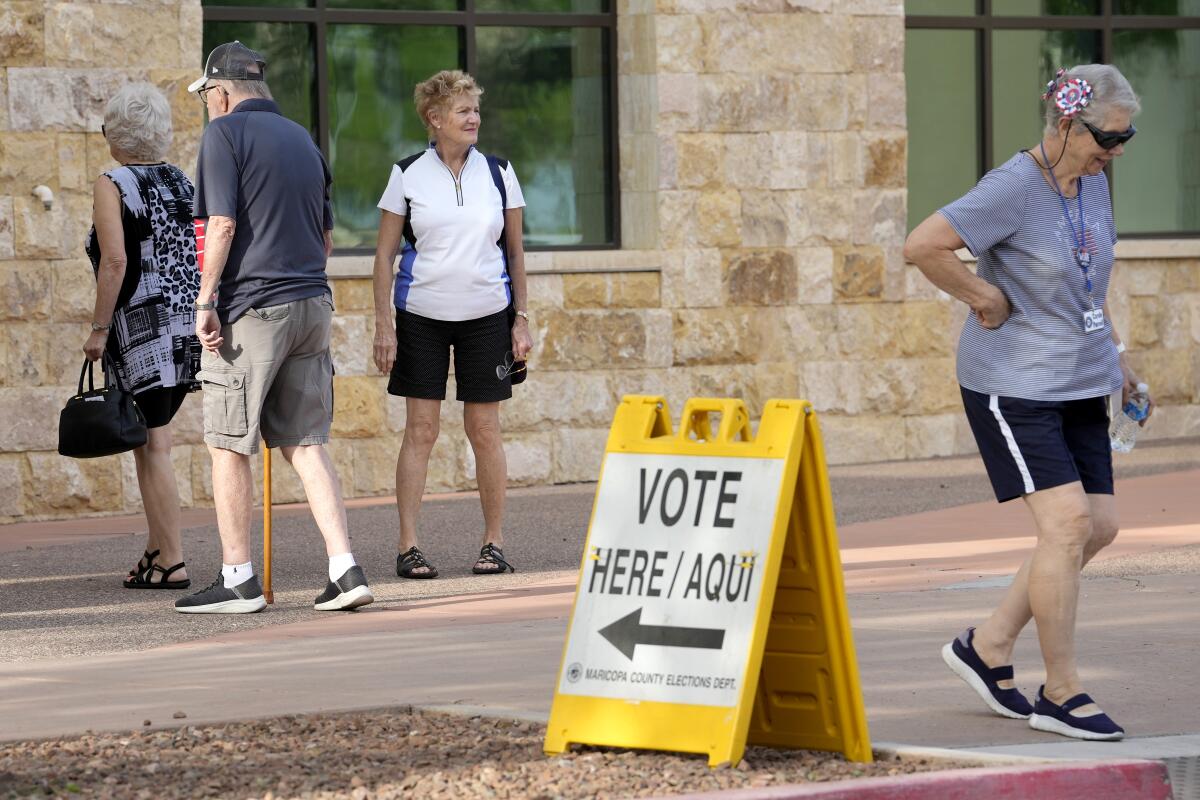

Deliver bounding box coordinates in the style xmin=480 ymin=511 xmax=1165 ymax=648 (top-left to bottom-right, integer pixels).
xmin=388 ymin=308 xmax=512 ymax=403
xmin=135 ymin=385 xmax=192 ymax=429
xmin=960 ymin=387 xmax=1114 ymax=503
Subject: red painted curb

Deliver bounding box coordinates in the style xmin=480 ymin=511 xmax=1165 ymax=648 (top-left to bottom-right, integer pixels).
xmin=660 ymin=759 xmax=1173 ymax=800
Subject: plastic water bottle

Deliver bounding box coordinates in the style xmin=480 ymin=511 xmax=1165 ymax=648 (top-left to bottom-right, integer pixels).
xmin=1110 ymin=382 xmax=1150 ymax=453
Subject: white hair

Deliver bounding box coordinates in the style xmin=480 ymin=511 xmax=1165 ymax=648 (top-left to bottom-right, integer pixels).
xmin=216 ymin=78 xmax=273 ymax=100
xmin=103 ymin=83 xmax=173 ymax=162
xmin=1044 ymin=63 xmax=1141 ymax=135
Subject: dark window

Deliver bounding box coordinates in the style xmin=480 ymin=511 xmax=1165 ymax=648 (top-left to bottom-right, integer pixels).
xmin=201 ymin=1 xmax=617 ymax=251
xmin=905 ymin=2 xmax=1200 ymax=236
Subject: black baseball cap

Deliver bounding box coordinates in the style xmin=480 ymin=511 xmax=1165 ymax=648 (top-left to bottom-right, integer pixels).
xmin=188 ymin=41 xmax=267 ymax=93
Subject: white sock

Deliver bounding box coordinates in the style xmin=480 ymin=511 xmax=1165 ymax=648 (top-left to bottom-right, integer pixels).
xmin=329 ymin=552 xmax=357 ymax=582
xmin=222 ymin=561 xmax=253 ymax=588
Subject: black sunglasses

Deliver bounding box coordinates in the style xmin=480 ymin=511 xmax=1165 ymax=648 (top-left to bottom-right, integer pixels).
xmin=1082 ymin=121 xmax=1136 ymax=150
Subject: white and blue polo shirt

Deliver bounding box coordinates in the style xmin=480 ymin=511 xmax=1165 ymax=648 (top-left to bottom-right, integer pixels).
xmin=377 ymin=146 xmax=525 ymax=322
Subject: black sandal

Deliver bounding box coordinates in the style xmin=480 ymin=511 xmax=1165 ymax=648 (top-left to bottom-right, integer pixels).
xmin=472 ymin=543 xmax=515 ymax=575
xmin=124 ymin=560 xmax=190 ymax=590
xmin=128 ymin=549 xmax=159 ymax=578
xmin=396 ymin=546 xmax=439 ymax=579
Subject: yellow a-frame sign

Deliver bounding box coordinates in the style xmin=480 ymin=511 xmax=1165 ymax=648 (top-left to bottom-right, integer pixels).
xmin=544 ymin=395 xmax=870 ymax=766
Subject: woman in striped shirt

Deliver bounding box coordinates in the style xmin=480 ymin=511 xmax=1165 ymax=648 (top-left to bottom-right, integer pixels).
xmin=904 ymin=64 xmax=1152 ymax=741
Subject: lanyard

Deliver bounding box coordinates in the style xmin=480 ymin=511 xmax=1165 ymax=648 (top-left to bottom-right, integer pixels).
xmin=1039 ymin=143 xmax=1093 ymax=299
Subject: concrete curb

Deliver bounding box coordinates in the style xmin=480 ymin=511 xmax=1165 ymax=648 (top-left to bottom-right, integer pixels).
xmin=656 ymin=759 xmax=1173 ymax=800
xmin=872 ymin=740 xmax=1056 ymax=766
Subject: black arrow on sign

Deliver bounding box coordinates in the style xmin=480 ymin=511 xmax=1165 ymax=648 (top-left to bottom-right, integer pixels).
xmin=598 ymin=608 xmax=725 ymax=661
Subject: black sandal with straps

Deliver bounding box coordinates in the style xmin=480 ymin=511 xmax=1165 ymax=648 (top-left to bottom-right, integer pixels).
xmin=472 ymin=543 xmax=515 ymax=575
xmin=128 ymin=549 xmax=159 ymax=578
xmin=124 ymin=560 xmax=190 ymax=590
xmin=396 ymin=546 xmax=439 ymax=579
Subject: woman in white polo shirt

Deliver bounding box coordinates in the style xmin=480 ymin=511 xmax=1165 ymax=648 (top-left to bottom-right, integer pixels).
xmin=372 ymin=70 xmax=533 ymax=579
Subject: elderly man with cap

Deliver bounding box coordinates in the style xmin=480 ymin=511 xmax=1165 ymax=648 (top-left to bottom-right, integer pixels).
xmin=175 ymin=41 xmax=373 ymax=614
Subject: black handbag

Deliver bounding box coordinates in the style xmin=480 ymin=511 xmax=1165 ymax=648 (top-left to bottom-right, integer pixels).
xmin=57 ymin=357 xmax=148 ymax=458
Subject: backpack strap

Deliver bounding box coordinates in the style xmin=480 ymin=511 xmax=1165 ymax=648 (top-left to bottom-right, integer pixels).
xmin=484 ymin=154 xmax=509 ymax=275
xmin=394 ymin=152 xmax=424 ymax=249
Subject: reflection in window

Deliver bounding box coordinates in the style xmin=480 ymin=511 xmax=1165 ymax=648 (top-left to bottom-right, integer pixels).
xmin=1113 ymin=29 xmax=1200 ymax=233
xmin=201 ymin=21 xmax=316 ymax=137
xmin=477 ymin=26 xmax=611 ymax=247
xmin=904 ymin=0 xmax=976 ymax=14
xmin=476 ymin=0 xmax=606 ymax=11
xmin=1114 ymin=0 xmax=1200 ymax=14
xmin=991 ymin=30 xmax=1099 ymax=167
xmin=327 ymin=25 xmax=461 ymax=248
xmin=905 ymin=29 xmax=979 ymax=230
xmin=993 ymin=0 xmax=1100 ymax=15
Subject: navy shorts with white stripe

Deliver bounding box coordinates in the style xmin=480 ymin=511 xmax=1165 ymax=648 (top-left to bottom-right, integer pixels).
xmin=960 ymin=387 xmax=1114 ymax=503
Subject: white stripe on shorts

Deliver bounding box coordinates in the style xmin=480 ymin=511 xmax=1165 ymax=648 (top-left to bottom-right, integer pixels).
xmin=988 ymin=394 xmax=1035 ymax=495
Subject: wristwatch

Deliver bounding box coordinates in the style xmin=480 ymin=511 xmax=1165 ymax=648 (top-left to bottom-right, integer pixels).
xmin=515 ymin=310 xmax=529 ymax=321
xmin=90 ymin=321 xmax=111 ymax=332
xmin=194 ymin=300 xmax=216 ymax=311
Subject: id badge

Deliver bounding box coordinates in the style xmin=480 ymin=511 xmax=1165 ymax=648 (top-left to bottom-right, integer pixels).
xmin=1083 ymin=307 xmax=1105 ymax=333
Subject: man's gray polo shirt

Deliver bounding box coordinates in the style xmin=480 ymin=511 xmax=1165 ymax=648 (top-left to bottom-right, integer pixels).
xmin=193 ymin=98 xmax=333 ymax=324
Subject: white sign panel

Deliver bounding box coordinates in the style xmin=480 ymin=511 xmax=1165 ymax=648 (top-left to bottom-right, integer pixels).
xmin=558 ymin=452 xmax=786 ymax=708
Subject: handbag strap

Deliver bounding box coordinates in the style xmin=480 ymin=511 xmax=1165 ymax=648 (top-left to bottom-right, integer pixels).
xmin=101 ymin=355 xmax=128 ymax=393
xmin=77 ymin=360 xmax=96 ymax=395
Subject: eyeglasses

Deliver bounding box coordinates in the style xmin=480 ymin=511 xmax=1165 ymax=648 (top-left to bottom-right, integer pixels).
xmin=1082 ymin=121 xmax=1136 ymax=150
xmin=495 ymin=351 xmax=526 ymax=382
xmin=197 ymin=84 xmax=225 ymax=104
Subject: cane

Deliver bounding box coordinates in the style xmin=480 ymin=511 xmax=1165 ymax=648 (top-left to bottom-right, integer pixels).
xmin=263 ymin=446 xmax=274 ymax=604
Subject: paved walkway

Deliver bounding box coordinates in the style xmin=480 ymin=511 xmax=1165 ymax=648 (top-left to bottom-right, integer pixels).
xmin=1 ymin=440 xmax=1198 ymax=761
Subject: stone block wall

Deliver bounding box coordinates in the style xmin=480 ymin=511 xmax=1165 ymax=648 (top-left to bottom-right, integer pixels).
xmin=2 ymin=0 xmax=1198 ymax=522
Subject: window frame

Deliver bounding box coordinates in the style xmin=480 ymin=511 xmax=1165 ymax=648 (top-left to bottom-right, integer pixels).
xmin=202 ymin=0 xmax=621 ymax=253
xmin=906 ymin=0 xmax=1200 ymax=238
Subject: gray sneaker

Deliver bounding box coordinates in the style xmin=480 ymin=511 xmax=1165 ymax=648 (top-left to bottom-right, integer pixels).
xmin=314 ymin=565 xmax=374 ymax=611
xmin=174 ymin=574 xmax=267 ymax=614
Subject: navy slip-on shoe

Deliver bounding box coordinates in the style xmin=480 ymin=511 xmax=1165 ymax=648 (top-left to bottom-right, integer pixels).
xmin=941 ymin=627 xmax=1034 ymax=719
xmin=1029 ymin=686 xmax=1125 ymax=741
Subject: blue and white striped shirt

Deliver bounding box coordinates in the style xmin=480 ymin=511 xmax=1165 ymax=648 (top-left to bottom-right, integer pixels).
xmin=940 ymin=152 xmax=1123 ymax=402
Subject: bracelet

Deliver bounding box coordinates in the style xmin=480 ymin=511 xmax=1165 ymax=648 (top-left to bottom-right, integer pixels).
xmin=1116 ymin=342 xmax=1126 ymax=354
xmin=90 ymin=321 xmax=111 ymax=332
xmin=515 ymin=310 xmax=529 ymax=321
xmin=194 ymin=300 xmax=216 ymax=311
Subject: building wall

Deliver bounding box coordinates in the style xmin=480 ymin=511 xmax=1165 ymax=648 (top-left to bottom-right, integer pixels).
xmin=2 ymin=0 xmax=1198 ymax=522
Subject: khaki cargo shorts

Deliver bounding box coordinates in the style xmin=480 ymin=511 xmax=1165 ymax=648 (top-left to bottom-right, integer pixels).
xmin=198 ymin=293 xmax=334 ymax=455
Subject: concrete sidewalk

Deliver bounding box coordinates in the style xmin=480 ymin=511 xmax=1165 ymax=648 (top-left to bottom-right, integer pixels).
xmin=2 ymin=441 xmax=1199 ymax=760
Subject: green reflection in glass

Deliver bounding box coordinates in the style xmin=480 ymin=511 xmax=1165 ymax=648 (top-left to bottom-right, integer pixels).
xmin=476 ymin=0 xmax=606 ymax=11
xmin=906 ymin=29 xmax=979 ymax=230
xmin=1114 ymin=0 xmax=1200 ymax=14
xmin=203 ymin=0 xmax=310 ymax=7
xmin=476 ymin=26 xmax=612 ymax=246
xmin=326 ymin=25 xmax=462 ymax=249
xmin=905 ymin=0 xmax=976 ymax=14
xmin=326 ymin=0 xmax=458 ymax=9
xmin=991 ymin=29 xmax=1098 ymax=167
xmin=993 ymin=0 xmax=1099 ymax=14
xmin=1112 ymin=29 xmax=1200 ymax=233
xmin=202 ymin=22 xmax=316 ymax=137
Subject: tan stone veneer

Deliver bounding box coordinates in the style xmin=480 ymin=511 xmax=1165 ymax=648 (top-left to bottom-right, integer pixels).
xmin=2 ymin=0 xmax=1198 ymax=521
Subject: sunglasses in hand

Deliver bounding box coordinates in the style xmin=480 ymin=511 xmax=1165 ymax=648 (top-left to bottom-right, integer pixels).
xmin=496 ymin=350 xmax=527 ymax=382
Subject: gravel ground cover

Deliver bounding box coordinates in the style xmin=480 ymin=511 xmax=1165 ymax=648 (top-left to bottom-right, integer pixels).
xmin=0 ymin=708 xmax=971 ymax=800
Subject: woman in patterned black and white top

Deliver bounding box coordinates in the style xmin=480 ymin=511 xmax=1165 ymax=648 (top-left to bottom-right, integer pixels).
xmin=905 ymin=65 xmax=1149 ymax=741
xmin=84 ymin=83 xmax=202 ymax=591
